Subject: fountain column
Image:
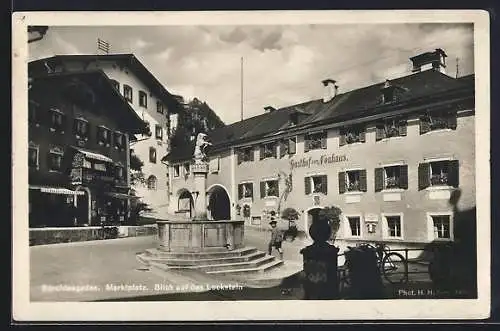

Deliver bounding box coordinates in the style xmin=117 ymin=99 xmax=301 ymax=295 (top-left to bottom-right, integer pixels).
xmin=192 ymin=162 xmax=209 ymax=221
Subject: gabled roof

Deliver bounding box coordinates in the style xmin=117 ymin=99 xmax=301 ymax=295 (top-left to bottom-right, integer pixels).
xmin=29 ymin=54 xmax=181 ymax=113
xmin=165 ymin=69 xmax=474 ymax=162
xmin=29 ymin=69 xmax=149 ymax=134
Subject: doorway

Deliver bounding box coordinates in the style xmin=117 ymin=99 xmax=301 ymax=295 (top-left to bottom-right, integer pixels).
xmin=207 ymin=185 xmax=231 ymax=220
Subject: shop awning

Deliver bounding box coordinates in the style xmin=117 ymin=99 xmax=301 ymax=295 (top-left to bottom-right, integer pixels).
xmin=105 ymin=192 xmax=141 ymax=199
xmin=72 ymin=147 xmax=113 ymax=163
xmin=29 ymin=185 xmax=85 ymax=196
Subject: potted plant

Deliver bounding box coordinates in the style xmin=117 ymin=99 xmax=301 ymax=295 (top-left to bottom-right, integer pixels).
xmin=317 ymin=206 xmax=342 ymax=242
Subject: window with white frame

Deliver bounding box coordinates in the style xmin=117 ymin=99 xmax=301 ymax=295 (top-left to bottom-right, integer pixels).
xmin=304 ymin=175 xmax=328 ymax=195
xmin=418 ymin=160 xmax=459 ymax=190
xmin=431 ymin=215 xmax=452 ymax=239
xmin=339 ymin=125 xmax=366 ymax=146
xmin=260 ymin=179 xmax=279 ymax=198
xmin=147 ymin=175 xmax=157 ymax=190
xmin=260 ymin=142 xmax=277 ymax=160
xmin=376 ymin=117 xmax=408 ymax=141
xmin=237 ymin=146 xmax=254 ymax=164
xmin=28 ymin=142 xmax=39 ymax=169
xmin=149 ymin=147 xmax=157 ymax=163
xmin=155 ymin=125 xmax=163 ymax=140
xmin=114 ymin=131 xmax=125 ymax=150
xmin=304 ymin=131 xmax=327 ymax=152
xmin=374 ymin=165 xmax=408 ymax=191
xmin=48 ymin=146 xmax=64 ymax=172
xmin=74 ymin=118 xmax=89 ymax=139
xmin=139 ymin=91 xmax=148 ymax=108
xmin=50 ymin=108 xmax=65 ymax=133
xmin=97 ymin=126 xmax=112 ymax=146
xmin=123 ymin=85 xmax=133 ymax=103
xmin=338 ymin=170 xmax=367 ymax=193
xmin=420 ymin=110 xmax=457 ymax=134
xmin=347 ymin=216 xmax=361 ymax=237
xmin=238 ymin=182 xmax=254 ymax=199
xmin=173 ymin=164 xmax=180 ymax=177
xmin=385 ymin=215 xmax=402 ymax=238
xmin=156 ymin=100 xmax=164 ymax=114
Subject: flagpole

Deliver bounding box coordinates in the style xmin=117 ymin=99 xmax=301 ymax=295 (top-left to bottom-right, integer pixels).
xmin=240 ymin=57 xmax=243 ymax=122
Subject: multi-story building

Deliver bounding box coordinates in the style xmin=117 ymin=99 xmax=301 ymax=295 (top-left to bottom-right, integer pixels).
xmin=165 ymin=49 xmax=476 ymax=252
xmin=28 ymin=70 xmax=148 ymax=227
xmin=29 ymin=54 xmax=182 ymax=217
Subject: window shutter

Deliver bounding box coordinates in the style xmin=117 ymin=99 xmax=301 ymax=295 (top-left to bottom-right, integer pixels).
xmin=73 ymin=119 xmax=78 ymax=134
xmin=420 ymin=116 xmax=431 ymax=134
xmin=238 ymin=184 xmax=243 ymax=200
xmin=359 ymin=170 xmax=367 ymax=192
xmin=321 ymin=175 xmax=328 ymax=195
xmin=339 ymin=133 xmax=346 ymax=146
xmin=358 ymin=130 xmax=366 ymax=143
xmin=320 ymin=133 xmax=327 ymax=149
xmin=304 ymin=135 xmax=310 ymax=152
xmin=272 ymin=143 xmax=278 ymax=158
xmin=249 ymin=147 xmax=255 ymax=161
xmin=448 ymin=160 xmax=460 ymax=187
xmin=447 ymin=112 xmax=458 ymax=130
xmin=260 ymin=182 xmax=266 ymax=198
xmin=375 ymin=125 xmax=385 ymax=141
xmin=249 ymin=183 xmax=254 ymax=198
xmin=399 ymin=165 xmax=409 ymax=189
xmin=338 ymin=172 xmax=346 ymax=194
xmin=237 ymin=150 xmax=242 ymax=164
xmin=260 ymin=145 xmax=265 ymax=160
xmin=304 ymin=177 xmax=311 ymax=195
xmin=288 ymin=138 xmax=296 ymax=154
xmin=418 ymin=163 xmax=431 ymax=190
xmin=374 ymin=168 xmax=384 ymax=192
xmin=398 ymin=120 xmax=407 ymax=136
xmin=276 ymin=181 xmax=280 ymax=197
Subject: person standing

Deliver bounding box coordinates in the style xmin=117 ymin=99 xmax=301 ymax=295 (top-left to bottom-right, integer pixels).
xmin=268 ymin=220 xmax=284 ymax=260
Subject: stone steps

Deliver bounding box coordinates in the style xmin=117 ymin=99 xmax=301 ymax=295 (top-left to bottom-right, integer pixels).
xmin=137 ymin=250 xmax=267 ymax=267
xmin=144 ymin=246 xmax=258 ymax=259
xmin=137 ymin=245 xmax=284 ymax=277
xmin=206 ymin=259 xmax=284 ymax=276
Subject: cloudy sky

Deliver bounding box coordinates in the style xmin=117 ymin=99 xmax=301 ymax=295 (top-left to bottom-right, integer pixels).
xmin=29 ymin=23 xmax=474 ymax=124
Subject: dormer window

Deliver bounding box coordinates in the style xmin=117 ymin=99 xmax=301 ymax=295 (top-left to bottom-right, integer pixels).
xmin=381 ymin=80 xmax=396 ymax=104
xmin=289 ymin=112 xmax=299 ymax=126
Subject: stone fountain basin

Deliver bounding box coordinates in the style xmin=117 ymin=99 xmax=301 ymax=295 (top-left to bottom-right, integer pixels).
xmin=156 ymin=219 xmax=245 ymax=253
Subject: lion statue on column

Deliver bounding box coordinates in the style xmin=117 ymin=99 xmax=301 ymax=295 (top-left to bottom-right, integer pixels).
xmin=193 ymin=133 xmax=212 ymax=163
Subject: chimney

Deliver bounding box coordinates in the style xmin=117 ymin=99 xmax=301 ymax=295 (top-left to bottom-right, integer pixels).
xmin=410 ymin=48 xmax=447 ymax=74
xmin=322 ymin=79 xmax=338 ymax=103
xmin=264 ymin=106 xmax=276 ymax=113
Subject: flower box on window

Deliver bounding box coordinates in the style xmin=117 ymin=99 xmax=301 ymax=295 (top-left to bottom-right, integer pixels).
xmin=431 ymin=174 xmax=448 ymax=185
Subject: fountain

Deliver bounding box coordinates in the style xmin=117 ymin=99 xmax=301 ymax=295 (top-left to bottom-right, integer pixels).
xmin=137 ymin=133 xmax=300 ymax=284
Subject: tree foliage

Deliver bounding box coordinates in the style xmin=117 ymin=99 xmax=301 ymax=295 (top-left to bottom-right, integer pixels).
xmin=281 ymin=207 xmax=299 ymax=221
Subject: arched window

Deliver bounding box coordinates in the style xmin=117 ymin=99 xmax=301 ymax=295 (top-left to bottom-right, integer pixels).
xmin=147 ymin=175 xmax=157 ymax=190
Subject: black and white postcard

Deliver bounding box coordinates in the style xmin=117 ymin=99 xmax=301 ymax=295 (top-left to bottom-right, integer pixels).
xmin=12 ymin=10 xmax=491 ymax=321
